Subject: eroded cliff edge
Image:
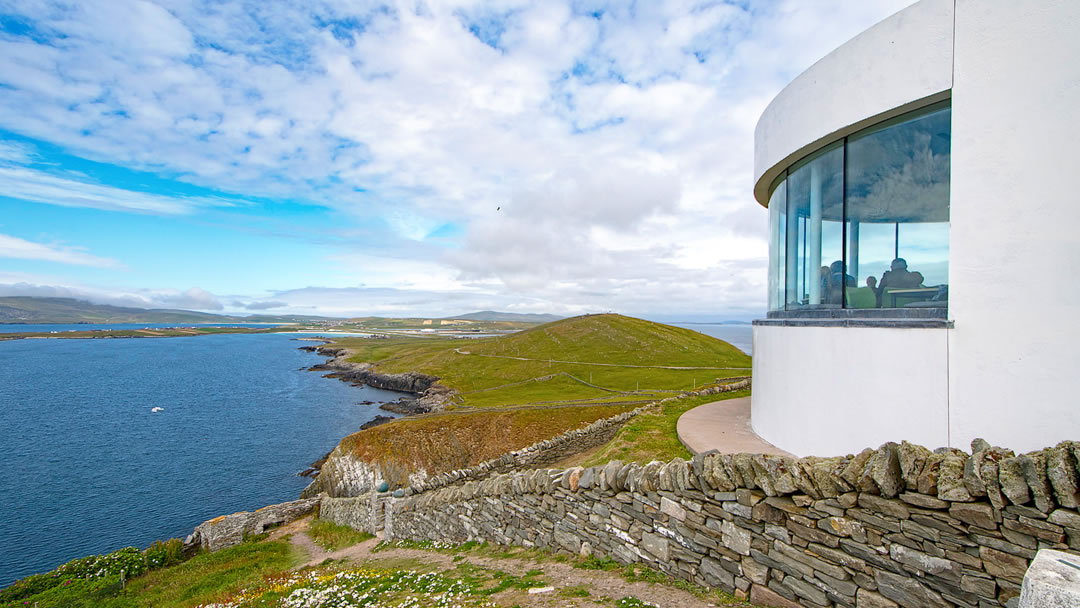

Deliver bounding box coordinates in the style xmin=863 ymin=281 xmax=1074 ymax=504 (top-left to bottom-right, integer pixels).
xmin=301 ymin=343 xmax=456 ymax=414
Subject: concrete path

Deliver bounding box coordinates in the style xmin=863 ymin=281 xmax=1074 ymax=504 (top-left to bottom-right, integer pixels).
xmin=676 ymin=396 xmax=792 ymax=456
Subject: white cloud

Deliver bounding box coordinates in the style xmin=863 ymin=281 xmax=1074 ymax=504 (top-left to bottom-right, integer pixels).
xmin=0 ymin=233 xmax=122 ymax=268
xmin=0 ymin=166 xmax=246 ymax=214
xmin=0 ymin=141 xmax=35 ymax=164
xmin=0 ymin=281 xmax=224 ymax=311
xmin=0 ymin=0 xmax=916 ymax=316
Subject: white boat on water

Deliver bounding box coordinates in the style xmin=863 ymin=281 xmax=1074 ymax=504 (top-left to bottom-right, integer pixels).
xmin=151 ymin=407 xmax=164 ymax=413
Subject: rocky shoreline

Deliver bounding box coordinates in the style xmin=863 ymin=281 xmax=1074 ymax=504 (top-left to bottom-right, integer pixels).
xmin=299 ymin=343 xmax=456 ymax=414
xmin=294 ymin=342 xmax=458 ymax=480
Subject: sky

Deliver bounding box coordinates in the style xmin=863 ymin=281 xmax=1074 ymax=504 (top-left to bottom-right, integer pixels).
xmin=0 ymin=0 xmax=914 ymax=321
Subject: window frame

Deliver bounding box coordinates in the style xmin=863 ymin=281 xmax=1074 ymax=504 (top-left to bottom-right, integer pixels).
xmin=765 ymin=100 xmax=951 ymax=319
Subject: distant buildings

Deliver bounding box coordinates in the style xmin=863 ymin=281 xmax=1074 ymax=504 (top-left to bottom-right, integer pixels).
xmin=750 ymin=0 xmax=1080 ymax=456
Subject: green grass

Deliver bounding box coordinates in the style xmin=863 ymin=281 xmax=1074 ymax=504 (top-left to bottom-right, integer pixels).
xmin=2 ymin=539 xmax=302 ymax=608
xmin=560 ymin=584 xmax=591 ymax=597
xmin=583 ymin=390 xmax=751 ymax=466
xmin=321 ymin=315 xmax=751 ymax=485
xmin=307 ymin=519 xmax=374 ymax=551
xmin=332 ymin=314 xmax=750 ymax=406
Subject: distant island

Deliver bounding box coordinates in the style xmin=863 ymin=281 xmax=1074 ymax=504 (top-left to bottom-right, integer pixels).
xmin=0 ymin=297 xmax=563 ymax=326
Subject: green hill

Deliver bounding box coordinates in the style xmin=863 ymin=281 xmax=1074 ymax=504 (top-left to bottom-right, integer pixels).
xmin=465 ymin=313 xmax=748 ymax=367
xmin=332 ymin=314 xmax=751 ymax=408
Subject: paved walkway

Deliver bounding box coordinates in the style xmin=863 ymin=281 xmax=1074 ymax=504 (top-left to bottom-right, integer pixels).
xmin=676 ymin=396 xmax=792 ymax=456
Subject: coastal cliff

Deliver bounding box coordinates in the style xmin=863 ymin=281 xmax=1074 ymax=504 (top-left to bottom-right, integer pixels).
xmin=302 ymin=344 xmax=456 ymax=413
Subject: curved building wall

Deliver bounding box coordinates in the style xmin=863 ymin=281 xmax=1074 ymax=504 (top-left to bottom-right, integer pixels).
xmin=947 ymin=0 xmax=1080 ymax=452
xmin=752 ymin=0 xmax=1080 ymax=456
xmin=753 ymin=0 xmax=953 ymax=205
xmin=752 ymin=324 xmax=948 ymax=457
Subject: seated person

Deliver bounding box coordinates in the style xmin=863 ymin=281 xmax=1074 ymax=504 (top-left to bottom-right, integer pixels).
xmin=878 ymin=258 xmax=925 ymax=306
xmin=823 ymin=260 xmax=855 ymax=305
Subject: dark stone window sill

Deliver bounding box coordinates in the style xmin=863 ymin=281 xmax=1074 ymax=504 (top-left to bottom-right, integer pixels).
xmin=756 ymin=308 xmax=952 ymax=328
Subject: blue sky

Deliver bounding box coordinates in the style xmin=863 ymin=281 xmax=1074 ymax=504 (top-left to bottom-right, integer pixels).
xmin=0 ymin=0 xmax=912 ymax=319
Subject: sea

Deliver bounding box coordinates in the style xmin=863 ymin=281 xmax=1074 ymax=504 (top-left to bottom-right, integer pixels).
xmin=0 ymin=329 xmax=405 ymax=586
xmin=671 ymin=323 xmax=753 ymax=355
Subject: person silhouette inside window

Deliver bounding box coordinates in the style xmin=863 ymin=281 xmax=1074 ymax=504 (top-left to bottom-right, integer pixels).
xmin=823 ymin=260 xmax=855 ymax=305
xmin=878 ymin=258 xmax=924 ymax=306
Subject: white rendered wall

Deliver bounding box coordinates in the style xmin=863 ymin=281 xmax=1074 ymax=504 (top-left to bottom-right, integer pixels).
xmin=751 ymin=325 xmax=949 ymax=457
xmin=753 ymin=0 xmax=953 ymax=205
xmin=947 ymin=0 xmax=1080 ymax=453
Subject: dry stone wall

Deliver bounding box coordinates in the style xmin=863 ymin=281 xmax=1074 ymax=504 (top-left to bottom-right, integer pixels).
xmin=304 ymin=400 xmax=664 ymax=499
xmin=357 ymin=440 xmax=1080 ymax=608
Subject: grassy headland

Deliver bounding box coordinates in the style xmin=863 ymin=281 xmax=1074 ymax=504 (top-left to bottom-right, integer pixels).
xmin=329 ymin=314 xmax=750 ymax=409
xmin=316 ymin=314 xmax=750 ymax=473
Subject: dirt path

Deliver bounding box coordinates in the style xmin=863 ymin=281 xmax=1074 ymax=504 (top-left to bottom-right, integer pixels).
xmin=279 ymin=518 xmax=739 ymax=608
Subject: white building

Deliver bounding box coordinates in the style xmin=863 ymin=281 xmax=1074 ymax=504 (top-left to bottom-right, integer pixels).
xmin=750 ymin=0 xmax=1080 ymax=457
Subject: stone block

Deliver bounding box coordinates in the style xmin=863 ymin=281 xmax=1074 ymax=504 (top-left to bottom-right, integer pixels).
xmin=973 ymin=533 xmax=1037 ymax=559
xmin=786 ymin=575 xmax=829 ymax=606
xmin=733 ymin=453 xmax=758 ymax=490
xmin=788 ymin=520 xmax=841 ymax=547
xmin=808 ymin=457 xmax=850 ymax=498
xmin=900 ymin=518 xmax=941 ymax=543
xmin=874 ymin=570 xmax=951 ymax=608
xmin=640 ymin=532 xmax=669 ymax=561
xmin=554 ymin=525 xmax=582 ymax=553
xmin=737 ymin=488 xmax=765 ymax=506
xmin=742 ymin=556 xmax=769 ymax=584
xmin=751 ymin=583 xmax=802 ymax=608
xmin=771 ymin=540 xmax=849 ymax=580
xmin=899 ymin=492 xmax=949 ymax=510
xmin=806 ymin=541 xmax=868 ymax=572
xmin=815 ymin=569 xmax=858 ymax=598
xmin=982 ymin=456 xmax=1007 ymax=510
xmin=859 ymin=493 xmax=911 ymax=519
xmin=819 ymin=516 xmax=855 ymax=537
xmin=1047 ymin=508 xmax=1080 ymax=529
xmin=857 ymin=588 xmax=899 ymax=608
xmin=980 ymin=545 xmax=1030 ymax=583
xmin=722 ymin=519 xmax=751 ymax=555
xmin=918 ymin=452 xmax=947 ymax=496
xmin=965 ymin=451 xmax=989 ymax=498
xmin=753 ymin=500 xmax=788 ymax=524
xmin=764 ymin=523 xmax=790 ymax=543
xmin=871 ymin=443 xmax=904 ymax=498
xmin=700 ymin=556 xmax=735 ymax=590
xmin=889 ymin=544 xmax=963 ymax=580
xmin=961 ymin=574 xmax=997 ymax=599
xmin=950 ymin=502 xmax=998 ymax=529
xmin=1000 ymin=458 xmax=1032 ymax=506
xmin=723 ymin=501 xmax=753 ymax=519
xmin=1019 ymin=548 xmax=1080 ymax=608
xmin=1018 ymin=453 xmax=1054 ymax=513
xmin=939 ymin=453 xmax=975 ymax=502
xmin=660 ymin=496 xmax=686 ymax=521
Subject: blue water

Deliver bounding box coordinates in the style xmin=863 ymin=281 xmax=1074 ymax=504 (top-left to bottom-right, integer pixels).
xmin=672 ymin=323 xmax=753 ymax=355
xmin=0 ymin=333 xmax=403 ymax=586
xmin=0 ymin=323 xmax=282 ymax=333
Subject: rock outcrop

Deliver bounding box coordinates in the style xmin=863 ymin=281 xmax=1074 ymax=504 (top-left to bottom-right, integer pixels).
xmin=186 ymin=496 xmax=320 ymax=552
xmin=301 ymin=344 xmax=454 ymax=413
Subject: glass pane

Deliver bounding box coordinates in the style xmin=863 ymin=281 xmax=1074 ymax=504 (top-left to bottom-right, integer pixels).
xmin=767 ymin=179 xmax=786 ymax=312
xmin=845 ymin=105 xmax=950 ymax=309
xmin=785 ymin=143 xmax=844 ymax=309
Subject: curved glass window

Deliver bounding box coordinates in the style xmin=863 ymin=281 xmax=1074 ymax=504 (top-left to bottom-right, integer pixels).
xmin=767 ymin=102 xmax=950 ymax=314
